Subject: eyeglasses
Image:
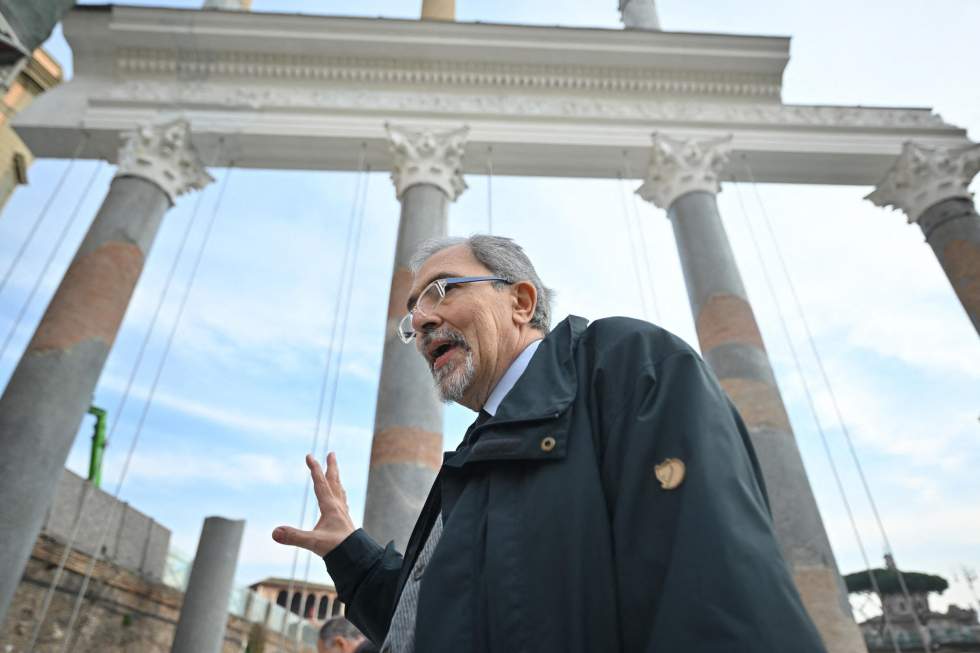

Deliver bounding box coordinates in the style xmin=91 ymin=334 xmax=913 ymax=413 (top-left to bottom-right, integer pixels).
xmin=397 ymin=275 xmax=511 ymax=343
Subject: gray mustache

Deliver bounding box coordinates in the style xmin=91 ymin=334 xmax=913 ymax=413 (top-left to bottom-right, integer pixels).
xmin=421 ymin=328 xmax=469 ymax=351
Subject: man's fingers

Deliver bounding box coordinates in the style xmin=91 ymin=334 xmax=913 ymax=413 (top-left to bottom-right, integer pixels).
xmin=306 ymin=453 xmax=332 ymax=501
xmin=271 ymin=526 xmax=319 ymax=554
xmin=326 ymin=452 xmax=345 ymax=494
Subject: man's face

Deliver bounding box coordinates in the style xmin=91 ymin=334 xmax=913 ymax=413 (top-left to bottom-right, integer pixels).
xmin=407 ymin=244 xmax=521 ymax=408
xmin=317 ymin=635 xmax=364 ymax=653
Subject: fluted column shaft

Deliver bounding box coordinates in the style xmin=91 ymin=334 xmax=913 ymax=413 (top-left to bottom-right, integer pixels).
xmin=363 ymin=125 xmax=468 ymax=551
xmin=0 ymin=119 xmax=211 ymax=623
xmin=639 ymin=133 xmax=865 ymax=653
xmin=867 ymin=142 xmax=980 ymax=336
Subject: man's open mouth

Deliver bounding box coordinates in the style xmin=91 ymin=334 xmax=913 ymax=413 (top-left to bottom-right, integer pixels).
xmin=424 ymin=333 xmax=468 ymax=371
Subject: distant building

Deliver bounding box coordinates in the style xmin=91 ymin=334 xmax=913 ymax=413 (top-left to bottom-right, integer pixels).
xmin=846 ymin=555 xmax=980 ymax=652
xmin=250 ymin=577 xmax=345 ymax=624
xmin=0 ymin=46 xmax=61 ymax=208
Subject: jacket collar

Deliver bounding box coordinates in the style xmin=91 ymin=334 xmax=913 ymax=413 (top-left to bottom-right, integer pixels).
xmin=444 ymin=315 xmax=588 ymax=467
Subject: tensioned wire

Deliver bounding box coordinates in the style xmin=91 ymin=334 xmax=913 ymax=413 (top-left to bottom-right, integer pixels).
xmin=294 ymin=162 xmax=373 ymax=646
xmin=0 ymin=134 xmax=89 ymax=302
xmin=0 ymin=161 xmax=105 ymax=364
xmin=278 ymin=149 xmax=368 ymax=648
xmin=738 ymin=157 xmax=932 ymax=651
xmin=486 ymin=145 xmax=493 ymax=235
xmin=728 ymin=174 xmax=903 ymax=653
xmin=616 ymin=170 xmax=651 ymax=321
xmin=621 ymin=154 xmax=663 ymax=325
xmin=26 ymin=142 xmax=226 ymax=650
xmin=59 ymin=161 xmax=235 ymax=653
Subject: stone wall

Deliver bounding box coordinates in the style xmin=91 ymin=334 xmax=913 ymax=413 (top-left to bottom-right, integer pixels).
xmin=0 ymin=535 xmax=313 ymax=653
xmin=43 ymin=469 xmax=170 ymax=581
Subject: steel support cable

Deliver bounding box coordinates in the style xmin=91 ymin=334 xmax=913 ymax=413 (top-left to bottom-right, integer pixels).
xmin=0 ymin=161 xmax=105 ymax=364
xmin=486 ymin=145 xmax=493 ymax=235
xmin=616 ymin=171 xmax=651 ymax=320
xmin=739 ymin=158 xmax=930 ymax=651
xmin=59 ymin=162 xmax=235 ymax=653
xmin=0 ymin=134 xmax=89 ymax=302
xmin=621 ymin=155 xmax=663 ymax=324
xmin=279 ymin=151 xmax=367 ymax=649
xmin=293 ymin=165 xmax=373 ymax=647
xmin=729 ymin=178 xmax=902 ymax=653
xmin=25 ymin=155 xmax=216 ymax=651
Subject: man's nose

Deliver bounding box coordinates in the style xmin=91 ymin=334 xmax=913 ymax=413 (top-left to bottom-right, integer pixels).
xmin=412 ymin=308 xmax=442 ymax=336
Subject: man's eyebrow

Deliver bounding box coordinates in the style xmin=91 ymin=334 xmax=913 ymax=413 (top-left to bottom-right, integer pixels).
xmin=406 ymin=271 xmax=461 ymax=311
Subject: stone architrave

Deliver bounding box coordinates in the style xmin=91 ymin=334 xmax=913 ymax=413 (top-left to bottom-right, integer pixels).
xmin=638 ymin=133 xmax=866 ymax=653
xmin=866 ymin=141 xmax=980 ymax=334
xmin=0 ymin=118 xmax=212 ymax=624
xmin=363 ymin=124 xmax=468 ymax=552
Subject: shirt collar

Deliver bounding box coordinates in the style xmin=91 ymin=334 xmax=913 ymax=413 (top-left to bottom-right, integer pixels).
xmin=482 ymin=339 xmax=542 ymax=416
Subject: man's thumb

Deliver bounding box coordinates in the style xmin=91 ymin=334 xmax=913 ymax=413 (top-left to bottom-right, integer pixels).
xmin=272 ymin=526 xmax=314 ymax=551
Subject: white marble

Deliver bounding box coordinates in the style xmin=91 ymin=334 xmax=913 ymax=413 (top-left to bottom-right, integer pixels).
xmin=866 ymin=141 xmax=980 ymax=223
xmin=637 ymin=133 xmax=733 ymax=209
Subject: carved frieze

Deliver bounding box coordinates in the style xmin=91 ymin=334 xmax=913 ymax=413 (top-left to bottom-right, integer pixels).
xmin=386 ymin=124 xmax=469 ymax=200
xmin=866 ymin=141 xmax=980 ymax=223
xmin=100 ymin=80 xmax=950 ymax=130
xmin=637 ymin=133 xmax=733 ymax=209
xmin=116 ymin=118 xmax=213 ymax=204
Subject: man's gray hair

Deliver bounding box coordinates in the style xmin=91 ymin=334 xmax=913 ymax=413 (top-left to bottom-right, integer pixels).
xmin=319 ymin=616 xmax=363 ymax=642
xmin=409 ymin=235 xmax=555 ymax=332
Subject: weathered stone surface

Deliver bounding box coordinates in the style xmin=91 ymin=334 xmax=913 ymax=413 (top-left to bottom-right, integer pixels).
xmin=0 ymin=536 xmax=308 ymax=653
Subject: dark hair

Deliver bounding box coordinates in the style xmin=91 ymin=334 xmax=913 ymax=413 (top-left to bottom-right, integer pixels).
xmin=319 ymin=616 xmax=363 ymax=642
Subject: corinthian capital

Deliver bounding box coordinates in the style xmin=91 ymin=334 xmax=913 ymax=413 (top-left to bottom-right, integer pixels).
xmin=636 ymin=133 xmax=733 ymax=210
xmin=117 ymin=118 xmax=213 ymax=205
xmin=865 ymin=141 xmax=980 ymax=223
xmin=386 ymin=124 xmax=469 ymax=201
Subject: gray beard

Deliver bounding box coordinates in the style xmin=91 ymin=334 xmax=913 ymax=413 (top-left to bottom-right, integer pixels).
xmin=433 ymin=349 xmax=476 ymax=403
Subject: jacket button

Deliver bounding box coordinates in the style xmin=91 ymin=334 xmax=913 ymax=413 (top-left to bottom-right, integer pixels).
xmin=540 ymin=436 xmax=557 ymax=452
xmin=412 ymin=562 xmax=426 ymax=581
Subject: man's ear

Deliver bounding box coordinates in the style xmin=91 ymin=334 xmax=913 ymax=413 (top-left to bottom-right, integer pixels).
xmin=511 ymin=280 xmax=537 ymax=326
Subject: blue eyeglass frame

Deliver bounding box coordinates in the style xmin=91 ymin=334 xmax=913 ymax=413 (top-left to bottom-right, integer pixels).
xmin=398 ymin=275 xmax=512 ymax=342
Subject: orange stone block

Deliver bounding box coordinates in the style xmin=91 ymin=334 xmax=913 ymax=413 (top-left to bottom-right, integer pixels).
xmin=28 ymin=241 xmax=144 ymax=353
xmin=695 ymin=293 xmax=766 ymax=352
xmin=369 ymin=426 xmax=443 ymax=470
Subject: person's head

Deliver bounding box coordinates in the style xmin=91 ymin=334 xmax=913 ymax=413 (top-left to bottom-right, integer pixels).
xmin=402 ymin=235 xmax=554 ymax=410
xmin=317 ymin=617 xmax=365 ymax=653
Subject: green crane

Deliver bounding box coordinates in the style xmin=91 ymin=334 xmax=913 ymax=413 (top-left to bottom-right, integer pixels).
xmin=86 ymin=405 xmax=107 ymax=488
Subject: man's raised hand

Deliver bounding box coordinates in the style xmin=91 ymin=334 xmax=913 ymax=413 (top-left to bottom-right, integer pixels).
xmin=271 ymin=452 xmax=356 ymax=557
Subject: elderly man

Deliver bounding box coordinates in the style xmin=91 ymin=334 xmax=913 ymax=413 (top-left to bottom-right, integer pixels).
xmin=273 ymin=235 xmax=827 ymax=652
xmin=317 ymin=616 xmax=375 ymax=653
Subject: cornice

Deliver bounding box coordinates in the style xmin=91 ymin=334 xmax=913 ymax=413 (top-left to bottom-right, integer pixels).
xmin=115 ymin=49 xmax=782 ymax=99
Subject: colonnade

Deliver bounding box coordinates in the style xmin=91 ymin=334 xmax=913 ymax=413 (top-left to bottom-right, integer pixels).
xmin=0 ymin=114 xmax=977 ymax=653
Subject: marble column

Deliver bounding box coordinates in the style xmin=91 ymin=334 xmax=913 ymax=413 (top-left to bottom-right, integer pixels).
xmin=866 ymin=141 xmax=980 ymax=336
xmin=363 ymin=124 xmax=468 ymax=551
xmin=421 ymin=0 xmax=455 ymax=21
xmin=171 ymin=516 xmax=245 ymax=653
xmin=619 ymin=0 xmax=661 ymax=29
xmin=637 ymin=133 xmax=866 ymax=653
xmin=0 ymin=118 xmax=211 ymax=623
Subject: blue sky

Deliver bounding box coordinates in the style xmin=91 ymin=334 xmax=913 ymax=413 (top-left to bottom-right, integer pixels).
xmin=0 ymin=0 xmax=977 ymax=619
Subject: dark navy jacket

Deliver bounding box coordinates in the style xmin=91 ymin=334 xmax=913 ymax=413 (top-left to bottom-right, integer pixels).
xmin=325 ymin=316 xmax=827 ymax=653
